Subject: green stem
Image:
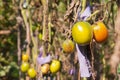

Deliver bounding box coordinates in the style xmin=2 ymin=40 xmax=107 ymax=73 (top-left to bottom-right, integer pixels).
xmin=29 ymin=16 xmax=38 ymax=66
xmin=48 ymin=14 xmax=51 ymax=52
xmin=81 ymin=0 xmax=87 ymax=13
xmin=86 ymin=10 xmax=100 ymax=21
xmin=102 ymin=51 xmax=106 ymax=80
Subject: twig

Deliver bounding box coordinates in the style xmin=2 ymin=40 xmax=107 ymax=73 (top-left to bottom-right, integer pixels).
xmin=86 ymin=10 xmax=101 ymax=21
xmin=64 ymin=0 xmax=77 ymax=20
xmin=0 ymin=24 xmax=19 ymax=35
xmin=80 ymin=0 xmax=86 ymax=13
xmin=42 ymin=0 xmax=48 ymax=57
xmin=48 ymin=14 xmax=52 ymax=52
xmin=17 ymin=24 xmax=22 ymax=80
xmin=0 ymin=30 xmax=11 ymax=35
xmin=90 ymin=41 xmax=96 ymax=80
xmin=102 ymin=51 xmax=106 ymax=80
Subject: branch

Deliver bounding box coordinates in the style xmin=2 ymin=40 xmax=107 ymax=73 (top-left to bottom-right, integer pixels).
xmin=0 ymin=22 xmax=20 ymax=35
xmin=0 ymin=16 xmax=23 ymax=35
xmin=0 ymin=30 xmax=11 ymax=35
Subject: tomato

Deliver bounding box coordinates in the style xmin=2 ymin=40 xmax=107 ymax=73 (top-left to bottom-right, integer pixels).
xmin=62 ymin=39 xmax=74 ymax=53
xmin=92 ymin=22 xmax=108 ymax=43
xmin=28 ymin=68 xmax=36 ymax=78
xmin=72 ymin=21 xmax=93 ymax=45
xmin=38 ymin=33 xmax=43 ymax=40
xmin=51 ymin=31 xmax=54 ymax=36
xmin=22 ymin=53 xmax=29 ymax=62
xmin=50 ymin=60 xmax=61 ymax=73
xmin=20 ymin=62 xmax=29 ymax=72
xmin=41 ymin=64 xmax=50 ymax=74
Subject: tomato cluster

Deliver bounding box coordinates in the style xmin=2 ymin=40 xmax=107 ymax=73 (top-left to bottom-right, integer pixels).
xmin=62 ymin=21 xmax=108 ymax=55
xmin=71 ymin=21 xmax=108 ymax=45
xmin=20 ymin=53 xmax=36 ymax=78
xmin=21 ymin=52 xmax=61 ymax=78
xmin=40 ymin=59 xmax=61 ymax=74
xmin=20 ymin=21 xmax=108 ymax=79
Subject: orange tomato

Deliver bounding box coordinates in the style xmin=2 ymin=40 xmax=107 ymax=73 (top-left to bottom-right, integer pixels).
xmin=22 ymin=53 xmax=29 ymax=62
xmin=62 ymin=39 xmax=74 ymax=53
xmin=41 ymin=64 xmax=50 ymax=74
xmin=92 ymin=22 xmax=108 ymax=43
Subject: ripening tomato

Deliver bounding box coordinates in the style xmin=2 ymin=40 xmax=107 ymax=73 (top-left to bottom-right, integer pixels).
xmin=92 ymin=22 xmax=108 ymax=43
xmin=72 ymin=21 xmax=93 ymax=45
xmin=62 ymin=39 xmax=74 ymax=53
xmin=22 ymin=53 xmax=29 ymax=62
xmin=28 ymin=68 xmax=36 ymax=78
xmin=20 ymin=62 xmax=29 ymax=72
xmin=50 ymin=60 xmax=61 ymax=73
xmin=41 ymin=64 xmax=50 ymax=74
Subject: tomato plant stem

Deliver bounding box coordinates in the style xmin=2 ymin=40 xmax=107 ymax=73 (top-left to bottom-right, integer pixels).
xmin=20 ymin=0 xmax=31 ymax=80
xmin=42 ymin=0 xmax=48 ymax=57
xmin=102 ymin=51 xmax=106 ymax=80
xmin=81 ymin=0 xmax=87 ymax=13
xmin=48 ymin=14 xmax=51 ymax=52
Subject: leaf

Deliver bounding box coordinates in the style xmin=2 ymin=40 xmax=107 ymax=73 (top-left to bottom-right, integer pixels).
xmin=58 ymin=1 xmax=66 ymax=13
xmin=0 ymin=70 xmax=6 ymax=77
xmin=117 ymin=63 xmax=120 ymax=74
xmin=10 ymin=62 xmax=19 ymax=69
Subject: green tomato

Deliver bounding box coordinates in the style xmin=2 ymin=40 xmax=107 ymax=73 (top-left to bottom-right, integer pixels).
xmin=51 ymin=31 xmax=54 ymax=36
xmin=50 ymin=60 xmax=61 ymax=73
xmin=28 ymin=68 xmax=36 ymax=78
xmin=72 ymin=21 xmax=93 ymax=45
xmin=20 ymin=62 xmax=29 ymax=72
xmin=32 ymin=25 xmax=37 ymax=31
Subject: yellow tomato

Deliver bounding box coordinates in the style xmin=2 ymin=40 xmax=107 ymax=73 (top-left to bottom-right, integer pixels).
xmin=50 ymin=60 xmax=61 ymax=73
xmin=20 ymin=62 xmax=29 ymax=72
xmin=28 ymin=68 xmax=36 ymax=78
xmin=72 ymin=21 xmax=93 ymax=45
xmin=22 ymin=53 xmax=29 ymax=62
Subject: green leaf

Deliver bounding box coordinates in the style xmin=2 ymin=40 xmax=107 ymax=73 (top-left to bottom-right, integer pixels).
xmin=117 ymin=63 xmax=120 ymax=74
xmin=57 ymin=1 xmax=66 ymax=13
xmin=0 ymin=70 xmax=6 ymax=77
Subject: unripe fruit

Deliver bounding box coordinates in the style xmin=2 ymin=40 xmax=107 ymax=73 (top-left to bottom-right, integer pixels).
xmin=28 ymin=68 xmax=36 ymax=78
xmin=20 ymin=62 xmax=29 ymax=72
xmin=72 ymin=21 xmax=93 ymax=45
xmin=50 ymin=60 xmax=61 ymax=73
